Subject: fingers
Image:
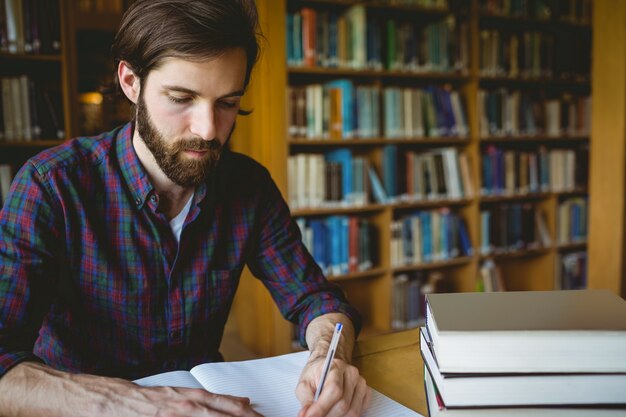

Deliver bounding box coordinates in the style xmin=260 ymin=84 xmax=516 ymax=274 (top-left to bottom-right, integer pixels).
xmin=301 ymin=360 xmax=368 ymax=417
xmin=141 ymin=386 xmax=263 ymax=417
xmin=198 ymin=392 xmax=263 ymax=417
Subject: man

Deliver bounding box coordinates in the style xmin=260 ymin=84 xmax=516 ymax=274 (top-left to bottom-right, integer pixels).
xmin=0 ymin=1 xmax=370 ymax=416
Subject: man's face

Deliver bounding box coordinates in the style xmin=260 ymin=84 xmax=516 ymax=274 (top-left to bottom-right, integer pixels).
xmin=135 ymin=49 xmax=247 ymax=187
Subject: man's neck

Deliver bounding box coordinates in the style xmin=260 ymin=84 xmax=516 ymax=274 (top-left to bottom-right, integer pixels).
xmin=132 ymin=132 xmax=194 ymax=220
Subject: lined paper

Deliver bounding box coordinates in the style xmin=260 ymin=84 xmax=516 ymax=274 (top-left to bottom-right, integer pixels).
xmin=135 ymin=351 xmax=422 ymax=417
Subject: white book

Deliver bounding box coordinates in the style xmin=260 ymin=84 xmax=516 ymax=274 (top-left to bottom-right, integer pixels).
xmin=449 ymin=91 xmax=468 ymax=137
xmin=424 ymin=367 xmax=626 ymax=417
xmin=0 ymin=164 xmax=12 ymax=204
xmin=1 ymin=78 xmax=15 ymax=141
xmin=421 ymin=328 xmax=626 ymax=407
xmin=18 ymin=75 xmax=32 ymax=141
xmin=426 ymin=289 xmax=626 ymax=374
xmin=287 ymin=156 xmax=297 ymax=208
xmin=135 ymin=351 xmax=421 ymax=417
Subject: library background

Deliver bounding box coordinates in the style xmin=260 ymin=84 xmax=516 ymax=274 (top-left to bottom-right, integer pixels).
xmin=1 ymin=0 xmax=624 ymax=357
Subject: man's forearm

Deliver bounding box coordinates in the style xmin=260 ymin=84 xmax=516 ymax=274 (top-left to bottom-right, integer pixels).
xmin=305 ymin=313 xmax=356 ymax=363
xmin=0 ymin=361 xmax=135 ymax=417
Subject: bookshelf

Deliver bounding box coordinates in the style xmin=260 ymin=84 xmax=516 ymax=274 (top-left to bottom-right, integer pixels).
xmin=0 ymin=0 xmax=70 ymax=203
xmin=0 ymin=0 xmax=133 ymax=205
xmin=231 ymin=0 xmax=595 ymax=357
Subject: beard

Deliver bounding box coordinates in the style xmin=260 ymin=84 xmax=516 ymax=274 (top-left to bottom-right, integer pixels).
xmin=135 ymin=92 xmax=225 ymax=188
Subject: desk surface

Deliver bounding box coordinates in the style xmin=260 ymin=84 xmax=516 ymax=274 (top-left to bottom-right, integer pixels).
xmin=352 ymin=329 xmax=426 ymax=416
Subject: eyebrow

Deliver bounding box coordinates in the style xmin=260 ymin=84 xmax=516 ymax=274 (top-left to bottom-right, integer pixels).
xmin=162 ymin=85 xmax=245 ymax=99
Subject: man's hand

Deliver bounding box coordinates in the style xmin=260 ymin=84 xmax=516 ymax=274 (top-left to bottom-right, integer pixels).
xmin=295 ymin=313 xmax=370 ymax=417
xmin=295 ymin=354 xmax=370 ymax=417
xmin=0 ymin=361 xmax=264 ymax=417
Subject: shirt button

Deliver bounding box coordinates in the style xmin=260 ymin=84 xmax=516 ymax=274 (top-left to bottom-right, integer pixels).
xmin=170 ymin=330 xmax=182 ymax=340
xmin=150 ymin=195 xmax=158 ymax=203
xmin=135 ymin=197 xmax=142 ymax=206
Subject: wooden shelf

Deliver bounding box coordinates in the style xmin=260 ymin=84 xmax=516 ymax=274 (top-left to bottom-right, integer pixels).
xmin=557 ymin=241 xmax=588 ymax=251
xmin=480 ymin=246 xmax=552 ymax=261
xmin=392 ymin=197 xmax=473 ymax=209
xmin=556 ymin=189 xmax=588 ymax=197
xmin=289 ymin=137 xmax=470 ymax=147
xmin=327 ymin=267 xmax=388 ymax=282
xmin=479 ymin=76 xmax=591 ymax=88
xmin=480 ymin=135 xmax=589 ymax=143
xmin=292 ymin=204 xmax=386 ymax=217
xmin=392 ymin=256 xmax=473 ymax=273
xmin=288 ymin=66 xmax=470 ymax=82
xmin=480 ymin=192 xmax=552 ymax=203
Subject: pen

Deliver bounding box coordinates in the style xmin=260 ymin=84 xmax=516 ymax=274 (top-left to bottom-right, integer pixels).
xmin=313 ymin=322 xmax=343 ymax=402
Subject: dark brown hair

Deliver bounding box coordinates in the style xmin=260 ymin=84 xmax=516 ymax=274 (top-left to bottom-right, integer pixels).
xmin=111 ymin=0 xmax=261 ymax=94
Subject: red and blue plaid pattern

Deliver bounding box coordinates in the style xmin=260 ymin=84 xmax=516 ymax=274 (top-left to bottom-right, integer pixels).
xmin=0 ymin=122 xmax=360 ymax=379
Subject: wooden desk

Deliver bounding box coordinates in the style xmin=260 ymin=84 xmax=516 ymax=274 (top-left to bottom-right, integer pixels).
xmin=352 ymin=329 xmax=426 ymax=416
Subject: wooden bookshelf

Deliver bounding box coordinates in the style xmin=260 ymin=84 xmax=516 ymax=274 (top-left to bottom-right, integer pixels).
xmin=230 ymin=0 xmax=597 ymax=356
xmin=588 ymin=0 xmax=626 ymax=297
xmin=0 ymin=0 xmax=71 ymax=174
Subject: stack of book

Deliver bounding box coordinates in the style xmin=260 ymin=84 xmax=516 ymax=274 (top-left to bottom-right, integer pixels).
xmin=421 ymin=290 xmax=626 ymax=416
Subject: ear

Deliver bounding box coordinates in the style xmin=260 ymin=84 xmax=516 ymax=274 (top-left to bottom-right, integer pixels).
xmin=118 ymin=61 xmax=141 ymax=104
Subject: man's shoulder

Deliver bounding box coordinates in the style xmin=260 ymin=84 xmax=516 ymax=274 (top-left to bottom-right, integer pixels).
xmin=27 ymin=126 xmax=123 ymax=177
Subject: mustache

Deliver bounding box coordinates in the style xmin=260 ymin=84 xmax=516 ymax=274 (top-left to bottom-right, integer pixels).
xmin=172 ymin=138 xmax=222 ymax=152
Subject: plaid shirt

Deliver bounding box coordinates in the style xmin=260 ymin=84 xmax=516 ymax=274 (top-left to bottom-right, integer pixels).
xmin=0 ymin=122 xmax=360 ymax=379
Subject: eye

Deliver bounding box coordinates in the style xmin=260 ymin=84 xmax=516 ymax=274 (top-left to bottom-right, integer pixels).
xmin=168 ymin=95 xmax=192 ymax=104
xmin=218 ymin=100 xmax=239 ymax=109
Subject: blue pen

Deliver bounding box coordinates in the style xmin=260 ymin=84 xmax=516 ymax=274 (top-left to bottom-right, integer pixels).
xmin=314 ymin=322 xmax=343 ymax=401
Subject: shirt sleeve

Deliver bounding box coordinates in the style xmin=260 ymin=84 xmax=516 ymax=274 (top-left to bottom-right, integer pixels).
xmin=0 ymin=161 xmax=60 ymax=377
xmin=245 ymin=167 xmax=362 ymax=348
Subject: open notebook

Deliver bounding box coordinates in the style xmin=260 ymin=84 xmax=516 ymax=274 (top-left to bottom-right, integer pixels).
xmin=134 ymin=350 xmax=422 ymax=417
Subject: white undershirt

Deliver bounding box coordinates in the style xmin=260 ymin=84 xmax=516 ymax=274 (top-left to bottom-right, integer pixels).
xmin=169 ymin=194 xmax=194 ymax=243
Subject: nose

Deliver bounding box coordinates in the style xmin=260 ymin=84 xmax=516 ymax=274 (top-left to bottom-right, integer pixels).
xmin=189 ymin=103 xmax=217 ymax=141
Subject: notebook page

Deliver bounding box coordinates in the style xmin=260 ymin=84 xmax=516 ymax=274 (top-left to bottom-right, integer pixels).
xmin=134 ymin=370 xmax=204 ymax=389
xmin=190 ymin=350 xmax=422 ymax=417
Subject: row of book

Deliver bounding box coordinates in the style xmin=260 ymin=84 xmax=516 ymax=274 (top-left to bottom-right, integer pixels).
xmin=390 ymin=208 xmax=473 ymax=267
xmin=1 ymin=75 xmax=65 ymax=141
xmin=480 ymin=0 xmax=592 ymax=24
xmin=479 ymin=30 xmax=555 ymax=79
xmin=0 ymin=163 xmax=12 ymax=207
xmin=382 ymin=145 xmax=473 ymax=202
xmin=287 ymin=150 xmax=370 ymax=210
xmin=295 ymin=215 xmax=376 ymax=277
xmin=287 ymin=5 xmax=468 ymax=73
xmin=557 ymin=197 xmax=587 ymax=244
xmin=422 ymin=290 xmax=626 ymax=416
xmin=479 ymin=203 xmax=552 ymax=254
xmin=481 ymin=145 xmax=588 ymax=195
xmin=391 ymin=270 xmax=446 ymax=330
xmin=477 ymin=89 xmax=591 ymax=137
xmin=1 ymin=0 xmax=61 ymax=55
xmin=288 ymin=82 xmax=468 ymax=140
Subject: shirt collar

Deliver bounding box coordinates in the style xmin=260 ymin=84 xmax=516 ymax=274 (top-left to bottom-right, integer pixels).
xmin=116 ymin=122 xmax=153 ymax=209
